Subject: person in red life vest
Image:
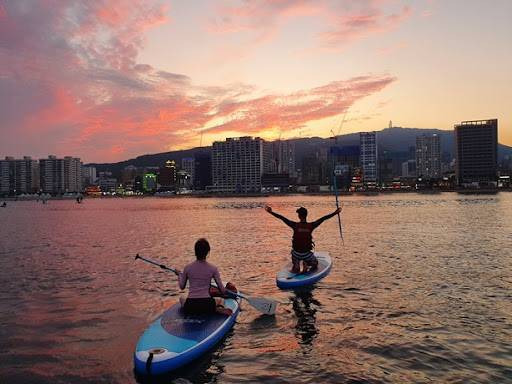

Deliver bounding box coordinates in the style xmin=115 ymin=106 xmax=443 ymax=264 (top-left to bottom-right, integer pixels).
xmin=176 ymin=238 xmax=237 ymax=316
xmin=265 ymin=206 xmax=341 ymax=273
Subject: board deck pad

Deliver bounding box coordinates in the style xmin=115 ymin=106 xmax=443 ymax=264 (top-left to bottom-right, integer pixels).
xmin=161 ymin=306 xmax=228 ymax=341
xmin=276 ymin=251 xmax=332 ymax=289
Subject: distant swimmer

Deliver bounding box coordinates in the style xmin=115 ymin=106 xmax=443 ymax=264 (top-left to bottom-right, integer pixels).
xmin=265 ymin=205 xmax=341 ymax=273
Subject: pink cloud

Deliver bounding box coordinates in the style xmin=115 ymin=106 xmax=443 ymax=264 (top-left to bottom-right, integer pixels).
xmin=202 ymin=75 xmax=396 ymax=136
xmin=0 ymin=1 xmax=397 ymax=163
xmin=207 ymin=1 xmax=412 ymax=53
xmin=319 ymin=5 xmax=412 ymax=49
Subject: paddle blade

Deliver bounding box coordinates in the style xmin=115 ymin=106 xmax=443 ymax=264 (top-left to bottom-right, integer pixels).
xmin=246 ymin=296 xmax=278 ymax=316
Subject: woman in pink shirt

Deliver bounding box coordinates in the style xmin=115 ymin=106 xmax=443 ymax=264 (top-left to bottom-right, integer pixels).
xmin=178 ymin=238 xmax=234 ymax=316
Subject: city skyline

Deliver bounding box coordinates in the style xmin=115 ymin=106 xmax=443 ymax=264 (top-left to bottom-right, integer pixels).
xmin=1 ymin=1 xmax=511 ymax=163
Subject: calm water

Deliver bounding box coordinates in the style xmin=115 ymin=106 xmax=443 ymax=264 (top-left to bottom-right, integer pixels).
xmin=0 ymin=194 xmax=511 ymax=383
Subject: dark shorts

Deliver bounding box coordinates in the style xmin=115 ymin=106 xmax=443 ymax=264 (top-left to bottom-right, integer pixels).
xmin=183 ymin=297 xmax=217 ymax=315
xmin=291 ymin=250 xmax=317 ymax=264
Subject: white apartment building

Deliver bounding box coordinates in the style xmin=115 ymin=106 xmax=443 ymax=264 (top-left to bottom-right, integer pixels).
xmin=39 ymin=155 xmax=82 ymax=194
xmin=210 ymin=137 xmax=269 ymax=193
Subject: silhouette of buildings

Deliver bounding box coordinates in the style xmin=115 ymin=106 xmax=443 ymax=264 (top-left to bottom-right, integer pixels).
xmin=181 ymin=157 xmax=195 ymax=185
xmin=158 ymin=160 xmax=176 ymax=190
xmin=455 ymin=119 xmax=498 ymax=188
xmin=268 ymin=140 xmax=296 ymax=178
xmin=360 ymin=132 xmax=378 ymax=187
xmin=82 ymin=166 xmax=97 ymax=186
xmin=0 ymin=156 xmax=39 ymax=195
xmin=194 ymin=151 xmax=212 ymax=190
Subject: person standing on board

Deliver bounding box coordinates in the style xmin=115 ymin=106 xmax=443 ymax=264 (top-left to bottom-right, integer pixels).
xmin=265 ymin=206 xmax=341 ymax=273
xmin=177 ymin=238 xmax=236 ymax=316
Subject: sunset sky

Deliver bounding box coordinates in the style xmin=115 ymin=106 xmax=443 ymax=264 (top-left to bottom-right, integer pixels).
xmin=1 ymin=0 xmax=511 ymax=163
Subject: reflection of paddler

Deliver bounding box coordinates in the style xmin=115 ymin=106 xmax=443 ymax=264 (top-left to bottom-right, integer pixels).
xmin=292 ymin=289 xmax=320 ymax=346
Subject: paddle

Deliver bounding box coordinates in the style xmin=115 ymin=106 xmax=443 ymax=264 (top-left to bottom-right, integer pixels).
xmin=135 ymin=254 xmax=277 ymax=315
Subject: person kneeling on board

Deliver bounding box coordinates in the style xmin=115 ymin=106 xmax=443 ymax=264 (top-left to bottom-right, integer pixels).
xmin=177 ymin=238 xmax=237 ymax=316
xmin=265 ymin=205 xmax=341 ymax=274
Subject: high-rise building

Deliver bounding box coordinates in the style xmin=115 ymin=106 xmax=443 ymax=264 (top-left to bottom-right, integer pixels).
xmin=39 ymin=155 xmax=65 ymax=194
xmin=0 ymin=156 xmax=39 ymax=195
xmin=330 ymin=146 xmax=360 ymax=190
xmin=181 ymin=157 xmax=195 ymax=184
xmin=268 ymin=140 xmax=296 ymax=177
xmin=39 ymin=155 xmax=81 ymax=194
xmin=158 ymin=160 xmax=176 ymax=189
xmin=360 ymin=132 xmax=378 ymax=186
xmin=415 ymin=134 xmax=441 ymax=179
xmin=455 ymin=119 xmax=498 ymax=188
xmin=0 ymin=157 xmax=15 ymax=195
xmin=401 ymin=160 xmax=416 ymax=178
xmin=64 ymin=156 xmax=82 ymax=193
xmin=210 ymin=136 xmax=267 ymax=193
xmin=194 ymin=151 xmax=212 ymax=190
xmin=82 ymin=166 xmax=97 ymax=186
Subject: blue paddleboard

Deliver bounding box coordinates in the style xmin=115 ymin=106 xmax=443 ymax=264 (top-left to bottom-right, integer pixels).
xmin=134 ymin=297 xmax=240 ymax=375
xmin=276 ymin=251 xmax=332 ymax=289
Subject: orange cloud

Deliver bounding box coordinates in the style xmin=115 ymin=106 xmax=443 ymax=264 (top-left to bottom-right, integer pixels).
xmin=0 ymin=1 xmax=397 ymax=163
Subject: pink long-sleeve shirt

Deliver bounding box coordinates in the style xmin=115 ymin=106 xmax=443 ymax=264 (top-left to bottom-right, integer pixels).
xmin=178 ymin=260 xmax=226 ymax=298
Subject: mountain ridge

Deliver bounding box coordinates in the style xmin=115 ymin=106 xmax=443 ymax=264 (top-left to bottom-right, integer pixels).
xmin=88 ymin=127 xmax=512 ymax=176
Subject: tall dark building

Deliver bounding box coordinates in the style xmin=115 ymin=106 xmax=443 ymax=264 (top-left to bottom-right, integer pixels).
xmin=416 ymin=134 xmax=441 ymax=179
xmin=330 ymin=145 xmax=360 ymax=190
xmin=455 ymin=119 xmax=498 ymax=188
xmin=194 ymin=151 xmax=212 ymax=190
xmin=158 ymin=160 xmax=176 ymax=189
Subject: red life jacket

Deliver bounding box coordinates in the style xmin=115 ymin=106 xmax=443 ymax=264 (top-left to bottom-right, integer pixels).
xmin=292 ymin=222 xmax=314 ymax=252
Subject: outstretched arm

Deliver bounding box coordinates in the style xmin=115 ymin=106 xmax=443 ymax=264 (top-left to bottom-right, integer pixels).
xmin=265 ymin=206 xmax=295 ymax=228
xmin=312 ymin=207 xmax=342 ymax=229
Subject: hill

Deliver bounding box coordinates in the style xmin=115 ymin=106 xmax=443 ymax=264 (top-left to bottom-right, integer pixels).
xmin=89 ymin=127 xmax=512 ymax=176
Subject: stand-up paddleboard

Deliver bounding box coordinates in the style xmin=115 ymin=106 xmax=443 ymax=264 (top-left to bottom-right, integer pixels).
xmin=134 ymin=297 xmax=240 ymax=375
xmin=276 ymin=251 xmax=332 ymax=289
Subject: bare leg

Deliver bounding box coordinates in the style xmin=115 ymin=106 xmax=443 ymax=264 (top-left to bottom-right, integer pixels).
xmin=291 ymin=258 xmax=300 ymax=273
xmin=179 ymin=295 xmax=187 ymax=307
xmin=215 ymin=298 xmax=232 ymax=315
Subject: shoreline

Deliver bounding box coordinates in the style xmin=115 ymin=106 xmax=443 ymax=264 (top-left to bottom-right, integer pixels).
xmin=1 ymin=189 xmax=509 ymax=201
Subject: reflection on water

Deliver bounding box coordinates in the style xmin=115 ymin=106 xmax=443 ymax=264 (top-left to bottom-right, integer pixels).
xmin=291 ymin=289 xmax=319 ymax=347
xmin=0 ymin=194 xmax=511 ymax=383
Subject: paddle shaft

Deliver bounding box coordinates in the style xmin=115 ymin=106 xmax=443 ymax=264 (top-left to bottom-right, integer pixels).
xmin=135 ymin=254 xmax=179 ymax=275
xmin=332 ymin=169 xmax=344 ymax=244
